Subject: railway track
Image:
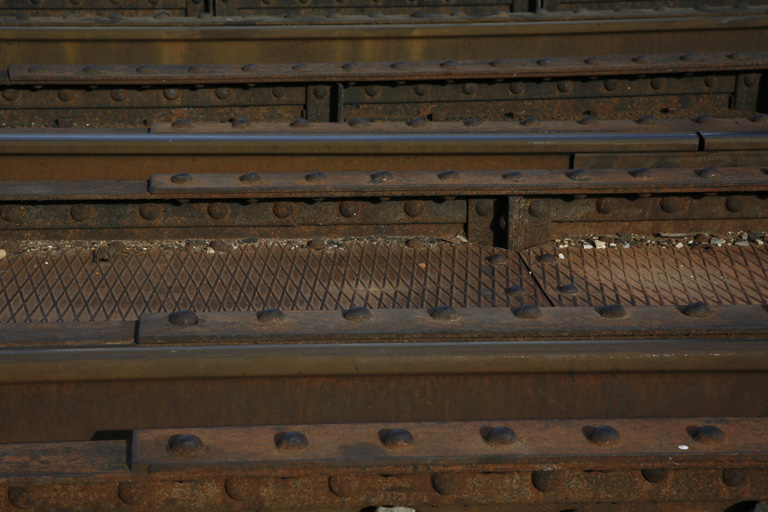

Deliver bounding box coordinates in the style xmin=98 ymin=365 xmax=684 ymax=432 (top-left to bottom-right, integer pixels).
xmin=0 ymin=1 xmax=767 ymax=511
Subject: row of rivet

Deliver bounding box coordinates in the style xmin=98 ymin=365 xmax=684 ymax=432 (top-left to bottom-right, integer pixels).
xmin=165 ymin=300 xmax=718 ymax=327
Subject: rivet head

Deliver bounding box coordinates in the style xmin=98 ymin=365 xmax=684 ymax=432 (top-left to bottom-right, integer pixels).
xmin=110 ymin=89 xmax=127 ymax=102
xmin=521 ymin=116 xmax=539 ymax=126
xmin=404 ymin=200 xmax=426 ymax=217
xmin=171 ymin=118 xmax=191 ymax=129
xmin=308 ymin=239 xmax=327 ymax=250
xmin=272 ymin=86 xmax=286 ymax=98
xmin=596 ymin=197 xmax=615 ymax=214
xmin=168 ymin=434 xmax=205 ymax=456
xmin=704 ymin=76 xmax=717 ymax=88
xmin=506 ymin=285 xmax=526 ymax=297
xmin=461 ymin=83 xmax=476 ymax=95
xmin=557 ymin=80 xmax=572 ymax=92
xmin=650 ymin=77 xmax=665 ymax=90
xmin=408 ymin=117 xmax=427 ymax=128
xmin=349 ymin=117 xmax=368 ymax=127
xmin=604 ymin=79 xmax=618 ymax=91
xmin=483 ymin=426 xmax=517 ymax=447
xmin=139 ymin=203 xmax=163 ymax=221
xmin=215 ymin=87 xmax=232 ymax=100
xmin=588 ymin=425 xmax=621 ymax=446
xmin=313 ymin=85 xmax=329 ymax=99
xmin=693 ymin=425 xmax=725 ymax=445
xmin=7 ymin=487 xmax=37 ymax=509
xmin=207 ymin=202 xmax=230 ymax=220
xmin=528 ymin=200 xmax=547 ymax=218
xmin=57 ymin=89 xmax=74 ymax=102
xmin=696 ymin=114 xmax=714 ymax=124
xmin=726 ymin=195 xmax=746 ymax=213
xmin=273 ymin=202 xmax=294 ymax=218
xmin=465 ymin=117 xmax=483 ymax=127
xmin=169 ymin=310 xmax=199 ymax=326
xmin=536 ymin=58 xmax=552 ymax=66
xmin=382 ymin=428 xmax=414 ymax=449
xmin=680 ymin=53 xmax=698 ymax=62
xmin=70 ymin=204 xmax=93 ymax=222
xmin=723 ymin=469 xmax=747 ymax=487
xmin=696 ymin=166 xmax=720 ymax=179
xmin=631 ymin=167 xmax=653 ymax=179
xmin=343 ymin=306 xmax=373 ymax=322
xmin=531 ymin=470 xmax=563 ymax=492
xmin=240 ymin=172 xmax=261 ymax=183
xmin=305 ymin=171 xmax=327 ymax=183
xmin=136 ymin=65 xmax=154 ymax=74
xmin=502 ymin=171 xmax=523 ymax=182
xmin=290 ymin=118 xmax=310 ymax=128
xmin=365 ymin=85 xmax=379 ymax=97
xmin=636 ymin=115 xmax=656 ymax=125
xmin=0 ymin=205 xmax=25 ymax=222
xmin=487 ymin=254 xmax=507 ymax=265
xmin=641 ymin=469 xmax=669 ymax=483
xmin=370 ymin=171 xmax=392 ymax=183
xmin=509 ymin=82 xmax=524 ymax=94
xmin=682 ymin=301 xmax=713 ymax=318
xmin=514 ymin=304 xmax=542 ymax=319
xmin=431 ymin=473 xmax=465 ymax=496
xmin=566 ymin=169 xmax=589 ymax=181
xmin=276 ymin=431 xmax=309 ymax=451
xmin=428 ymin=305 xmax=460 ymax=322
xmin=599 ymin=304 xmax=627 ymax=319
xmin=438 ymin=170 xmax=460 ymax=182
xmin=118 ymin=482 xmax=145 ymax=505
xmin=475 ymin=199 xmax=493 ymax=217
xmin=2 ymin=89 xmax=20 ymax=101
xmin=339 ymin=201 xmax=361 ymax=218
xmin=558 ymin=284 xmax=579 ymax=295
xmin=660 ymin=196 xmax=682 ymax=213
xmin=342 ymin=62 xmax=357 ymax=71
xmin=82 ymin=65 xmax=102 ymax=74
xmin=632 ymin=55 xmax=650 ymax=64
xmin=171 ymin=172 xmax=193 ymax=184
xmin=413 ymin=84 xmax=428 ymax=96
xmin=441 ymin=60 xmax=459 ymax=69
xmin=580 ymin=115 xmax=598 ymax=125
xmin=536 ymin=254 xmax=558 ymax=264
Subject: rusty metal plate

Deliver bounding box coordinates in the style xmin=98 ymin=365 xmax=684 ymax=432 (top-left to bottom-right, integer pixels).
xmin=523 ymin=244 xmax=768 ymax=306
xmin=0 ymin=242 xmax=540 ymax=323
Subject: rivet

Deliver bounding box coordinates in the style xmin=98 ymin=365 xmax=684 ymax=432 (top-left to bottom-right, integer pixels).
xmin=110 ymin=89 xmax=127 ymax=102
xmin=0 ymin=205 xmax=25 ymax=222
xmin=338 ymin=62 xmax=357 ymax=72
xmin=408 ymin=117 xmax=427 ymax=128
xmin=171 ymin=172 xmax=193 ymax=184
xmin=489 ymin=58 xmax=508 ymax=67
xmin=207 ymin=202 xmax=230 ymax=220
xmin=502 ymin=171 xmax=523 ymax=182
xmin=531 ymin=470 xmax=563 ymax=492
xmin=109 ymin=11 xmax=123 ymax=19
xmin=728 ymin=52 xmax=748 ymax=61
xmin=411 ymin=9 xmax=426 ymax=17
xmin=276 ymin=431 xmax=309 ymax=451
xmin=409 ymin=84 xmax=427 ymax=96
xmin=365 ymin=85 xmax=379 ymax=97
xmin=27 ymin=65 xmax=44 ymax=74
xmin=272 ymin=86 xmax=286 ymax=98
xmin=680 ymin=53 xmax=698 ymax=62
xmin=404 ymin=200 xmax=426 ymax=217
xmin=169 ymin=310 xmax=199 ymax=326
xmin=752 ymin=113 xmax=768 ymax=123
xmin=187 ymin=65 xmax=209 ymax=74
xmin=239 ymin=172 xmax=260 ymax=183
xmin=57 ymin=89 xmax=74 ymax=102
xmin=305 ymin=171 xmax=327 ymax=183
xmin=588 ymin=425 xmax=621 ymax=446
xmin=429 ymin=305 xmax=460 ymax=321
xmin=371 ymin=171 xmax=392 ymax=183
xmin=241 ymin=64 xmax=258 ymax=72
xmin=167 ymin=434 xmax=205 ymax=456
xmin=745 ymin=75 xmax=759 ymax=87
xmin=483 ymin=426 xmax=517 ymax=446
xmin=726 ymin=195 xmax=746 ymax=212
xmin=314 ymin=85 xmax=329 ymax=99
xmin=139 ymin=204 xmax=163 ymax=221
xmin=308 ymin=239 xmax=327 ymax=251
xmin=406 ymin=238 xmax=423 ymax=249
xmin=704 ymin=76 xmax=717 ymax=88
xmin=70 ymin=204 xmax=93 ymax=222
xmin=438 ymin=170 xmax=460 ymax=182
xmin=343 ymin=306 xmax=373 ymax=322
xmin=56 ymin=117 xmax=74 ymax=129
xmin=82 ymin=65 xmax=102 ymax=74
xmin=465 ymin=117 xmax=483 ymax=127
xmin=509 ymin=82 xmax=524 ymax=94
xmin=290 ymin=118 xmax=310 ymax=128
xmin=695 ymin=114 xmax=714 ymax=124
xmin=7 ymin=486 xmax=38 ymax=509
xmin=557 ymin=80 xmax=572 ymax=93
xmin=596 ymin=197 xmax=615 ymax=214
xmin=514 ymin=304 xmax=542 ymax=319
xmin=723 ymin=469 xmax=747 ymax=487
xmin=558 ymin=284 xmax=578 ymax=295
xmin=348 ymin=118 xmax=368 ymax=127
xmin=525 ymin=200 xmax=546 ymax=217
xmin=636 ymin=115 xmax=656 ymax=125
xmin=660 ymin=196 xmax=681 ymax=213
xmin=172 ymin=118 xmax=191 ymax=129
xmin=650 ymin=77 xmax=665 ymax=89
xmin=631 ymin=167 xmax=653 ymax=179
xmin=118 ymin=482 xmax=145 ymax=505
xmin=521 ymin=117 xmax=539 ymax=126
xmin=273 ymin=202 xmax=294 ymax=218
xmin=584 ymin=57 xmax=602 ymax=65
xmin=339 ymin=201 xmax=361 ymax=218
xmin=136 ymin=65 xmax=153 ymax=74
xmin=2 ymin=89 xmax=20 ymax=101
xmin=580 ymin=115 xmax=598 ymax=125
xmin=209 ymin=240 xmax=227 ymax=252
xmin=604 ymin=79 xmax=618 ymax=91
xmin=233 ymin=118 xmax=252 ymax=128
xmin=382 ymin=428 xmax=414 ymax=448
xmin=441 ymin=60 xmax=459 ymax=69
xmin=474 ymin=199 xmax=493 ymax=217
xmin=641 ymin=469 xmax=669 ymax=484
xmin=461 ymin=83 xmax=476 ymax=95
xmin=696 ymin=166 xmax=720 ymax=178
xmin=536 ymin=254 xmax=557 ymax=264
xmin=154 ymin=11 xmax=170 ymax=18
xmin=599 ymin=304 xmax=627 ymax=319
xmin=632 ymin=55 xmax=650 ymax=64
xmin=566 ymin=169 xmax=589 ymax=181
xmin=536 ymin=58 xmax=552 ymax=66
xmin=214 ymin=87 xmax=232 ymax=100
xmin=431 ymin=473 xmax=464 ymax=496
xmin=693 ymin=425 xmax=725 ymax=444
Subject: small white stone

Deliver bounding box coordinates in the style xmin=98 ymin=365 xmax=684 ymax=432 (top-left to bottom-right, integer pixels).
xmin=757 ymin=239 xmax=765 ymax=246
xmin=375 ymin=508 xmax=416 ymax=512
xmin=206 ymin=247 xmax=215 ymax=254
xmin=609 ymin=243 xmax=617 ymax=247
xmin=583 ymin=243 xmax=594 ymax=249
xmin=558 ymin=253 xmax=565 ymax=259
xmin=595 ymin=240 xmax=606 ymax=249
xmin=710 ymin=237 xmax=725 ymax=246
xmin=622 ymin=243 xmax=630 ymax=249
xmin=0 ymin=249 xmax=6 ymax=260
xmin=735 ymin=241 xmax=750 ymax=247
xmin=673 ymin=242 xmax=684 ymax=249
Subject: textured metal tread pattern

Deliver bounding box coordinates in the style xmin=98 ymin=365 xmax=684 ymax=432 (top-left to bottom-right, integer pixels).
xmin=0 ymin=242 xmax=538 ymax=323
xmin=523 ymin=244 xmax=768 ymax=307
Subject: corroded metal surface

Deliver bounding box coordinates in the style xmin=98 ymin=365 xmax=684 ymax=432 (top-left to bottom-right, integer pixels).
xmin=0 ymin=242 xmax=539 ymax=322
xmin=523 ymin=244 xmax=768 ymax=306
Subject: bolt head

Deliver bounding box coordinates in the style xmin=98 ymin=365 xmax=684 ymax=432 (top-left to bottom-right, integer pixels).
xmin=693 ymin=425 xmax=725 ymax=445
xmin=725 ymin=196 xmax=746 ymax=213
xmin=536 ymin=254 xmax=558 ymax=264
xmin=139 ymin=203 xmax=163 ymax=221
xmin=514 ymin=304 xmax=542 ymax=319
xmin=0 ymin=205 xmax=25 ymax=222
xmin=528 ymin=200 xmax=547 ymax=218
xmin=408 ymin=117 xmax=427 ymax=128
xmin=599 ymin=304 xmax=627 ymax=319
xmin=168 ymin=310 xmax=199 ymax=326
xmin=588 ymin=425 xmax=621 ymax=446
xmin=566 ymin=169 xmax=590 ymax=181
xmin=272 ymin=202 xmax=294 ymax=219
xmin=696 ymin=166 xmax=720 ymax=179
xmin=484 ymin=426 xmax=517 ymax=447
xmin=171 ymin=172 xmax=193 ymax=184
xmin=641 ymin=469 xmax=669 ymax=483
xmin=558 ymin=284 xmax=579 ymax=295
xmin=348 ymin=117 xmax=368 ymax=127
xmin=370 ymin=171 xmax=392 ymax=183
xmin=723 ymin=468 xmax=747 ymax=487
xmin=305 ymin=171 xmax=327 ymax=183
xmin=239 ymin=172 xmax=261 ymax=183
xmin=118 ymin=482 xmax=145 ymax=505
xmin=438 ymin=170 xmax=460 ymax=182
xmin=404 ymin=200 xmax=426 ymax=218
xmin=382 ymin=428 xmax=414 ymax=449
xmin=275 ymin=431 xmax=309 ymax=451
xmin=502 ymin=171 xmax=523 ymax=182
xmin=682 ymin=302 xmax=713 ymax=318
xmin=531 ymin=470 xmax=563 ymax=492
xmin=428 ymin=305 xmax=460 ymax=322
xmin=339 ymin=201 xmax=361 ymax=218
xmin=257 ymin=309 xmax=284 ymax=323
xmin=167 ymin=434 xmax=205 ymax=456
xmin=290 ymin=118 xmax=310 ymax=128
xmin=631 ymin=168 xmax=653 ymax=179
xmin=487 ymin=254 xmax=507 ymax=265
xmin=207 ymin=202 xmax=230 ymax=220
xmin=343 ymin=306 xmax=373 ymax=322
xmin=70 ymin=204 xmax=93 ymax=222
xmin=660 ymin=196 xmax=681 ymax=213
